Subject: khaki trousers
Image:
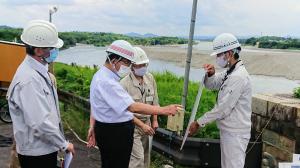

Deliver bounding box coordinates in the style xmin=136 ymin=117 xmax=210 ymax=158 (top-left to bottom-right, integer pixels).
xmin=129 ymin=119 xmax=151 ymax=168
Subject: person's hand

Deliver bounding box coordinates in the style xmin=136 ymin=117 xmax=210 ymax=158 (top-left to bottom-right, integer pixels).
xmin=152 ymin=120 xmax=159 ymax=131
xmin=161 ymin=104 xmax=183 ymax=116
xmin=87 ymin=127 xmax=96 ymax=148
xmin=203 ymin=64 xmax=215 ymax=77
xmin=141 ymin=123 xmax=155 ymax=136
xmin=66 ymin=143 xmax=75 ymax=155
xmin=188 ymin=121 xmax=200 ymax=136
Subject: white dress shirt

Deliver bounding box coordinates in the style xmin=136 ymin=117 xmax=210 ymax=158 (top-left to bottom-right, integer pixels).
xmin=90 ymin=66 xmax=134 ymax=123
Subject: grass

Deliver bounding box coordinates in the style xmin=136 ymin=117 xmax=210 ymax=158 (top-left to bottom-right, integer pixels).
xmin=294 ymin=87 xmax=300 ymax=98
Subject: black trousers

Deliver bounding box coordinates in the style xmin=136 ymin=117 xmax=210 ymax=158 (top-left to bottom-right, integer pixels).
xmin=95 ymin=120 xmax=135 ymax=168
xmin=18 ymin=151 xmax=58 ymax=168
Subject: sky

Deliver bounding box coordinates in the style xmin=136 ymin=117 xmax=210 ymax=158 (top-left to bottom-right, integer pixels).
xmin=0 ymin=0 xmax=300 ymax=37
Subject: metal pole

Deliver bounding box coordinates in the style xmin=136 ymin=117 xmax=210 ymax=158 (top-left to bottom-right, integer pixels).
xmin=181 ymin=0 xmax=198 ymax=108
xmin=49 ymin=11 xmax=52 ymax=22
xmin=49 ymin=9 xmax=53 ymax=73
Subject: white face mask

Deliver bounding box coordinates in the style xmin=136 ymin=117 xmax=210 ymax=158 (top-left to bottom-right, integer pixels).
xmin=216 ymin=54 xmax=228 ymax=68
xmin=133 ymin=67 xmax=148 ymax=76
xmin=107 ymin=56 xmax=131 ymax=78
xmin=116 ymin=64 xmax=131 ymax=78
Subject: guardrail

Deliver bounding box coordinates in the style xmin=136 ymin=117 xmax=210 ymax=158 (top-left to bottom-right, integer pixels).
xmin=57 ymin=89 xmax=262 ymax=167
xmin=58 ymin=89 xmax=90 ymax=113
xmin=153 ymin=128 xmax=262 ymax=167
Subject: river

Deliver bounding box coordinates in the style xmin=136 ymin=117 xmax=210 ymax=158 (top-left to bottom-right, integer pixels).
xmin=56 ymin=44 xmax=300 ymax=94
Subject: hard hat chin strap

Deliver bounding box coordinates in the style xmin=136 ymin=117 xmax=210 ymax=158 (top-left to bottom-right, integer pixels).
xmin=107 ymin=54 xmax=122 ymax=72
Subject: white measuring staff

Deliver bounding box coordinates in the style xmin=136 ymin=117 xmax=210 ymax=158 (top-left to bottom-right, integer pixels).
xmin=180 ymin=71 xmax=207 ymax=151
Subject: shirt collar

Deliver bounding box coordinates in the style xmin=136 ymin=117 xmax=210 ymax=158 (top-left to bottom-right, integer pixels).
xmin=25 ymin=55 xmax=49 ymax=78
xmin=101 ymin=65 xmax=120 ymax=81
xmin=129 ymin=72 xmax=141 ymax=87
xmin=234 ymin=60 xmax=244 ymax=71
xmin=129 ymin=71 xmax=149 ymax=87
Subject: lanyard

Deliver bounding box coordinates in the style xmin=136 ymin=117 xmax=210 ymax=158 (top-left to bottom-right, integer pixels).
xmin=130 ymin=74 xmax=145 ymax=97
xmin=35 ymin=70 xmax=65 ymax=136
xmin=216 ymin=60 xmax=243 ymax=102
xmin=35 ymin=71 xmax=58 ymax=108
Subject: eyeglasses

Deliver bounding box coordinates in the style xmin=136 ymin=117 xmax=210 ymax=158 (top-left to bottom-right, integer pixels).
xmin=217 ymin=52 xmax=226 ymax=58
xmin=42 ymin=47 xmax=55 ymax=51
xmin=121 ymin=59 xmax=132 ymax=66
xmin=133 ymin=63 xmax=148 ymax=68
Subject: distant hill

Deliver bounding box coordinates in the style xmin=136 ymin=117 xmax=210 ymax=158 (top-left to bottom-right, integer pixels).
xmin=180 ymin=35 xmax=255 ymax=41
xmin=143 ymin=33 xmax=158 ymax=38
xmin=0 ymin=25 xmax=13 ymax=29
xmin=125 ymin=32 xmax=159 ymax=38
xmin=179 ymin=35 xmax=215 ymax=41
xmin=0 ymin=27 xmax=188 ymax=49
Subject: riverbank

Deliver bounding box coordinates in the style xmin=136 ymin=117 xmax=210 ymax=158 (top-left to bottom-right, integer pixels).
xmin=142 ymin=45 xmax=300 ymax=80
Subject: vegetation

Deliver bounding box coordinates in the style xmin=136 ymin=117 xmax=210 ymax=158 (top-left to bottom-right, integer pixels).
xmin=54 ymin=63 xmax=219 ymax=139
xmin=0 ymin=27 xmax=188 ymax=49
xmin=294 ymin=87 xmax=300 ymax=99
xmin=245 ymin=36 xmax=300 ymax=49
xmin=0 ymin=27 xmax=22 ymax=42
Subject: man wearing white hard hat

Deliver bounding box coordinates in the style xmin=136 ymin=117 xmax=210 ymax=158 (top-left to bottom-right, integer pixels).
xmin=189 ymin=33 xmax=252 ymax=168
xmin=120 ymin=47 xmax=159 ymax=168
xmin=88 ymin=40 xmax=181 ymax=168
xmin=7 ymin=20 xmax=75 ymax=168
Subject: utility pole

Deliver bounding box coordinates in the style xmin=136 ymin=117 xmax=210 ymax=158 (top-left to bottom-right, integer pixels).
xmin=49 ymin=6 xmax=58 ymax=74
xmin=49 ymin=6 xmax=58 ymax=23
xmin=181 ymin=0 xmax=198 ymax=109
xmin=167 ymin=0 xmax=198 ymax=135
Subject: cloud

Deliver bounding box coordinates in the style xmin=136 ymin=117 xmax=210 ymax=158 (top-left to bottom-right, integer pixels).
xmin=0 ymin=0 xmax=299 ymax=37
xmin=2 ymin=0 xmax=75 ymax=6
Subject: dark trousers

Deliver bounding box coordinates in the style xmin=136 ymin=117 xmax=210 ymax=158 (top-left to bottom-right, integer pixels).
xmin=18 ymin=151 xmax=58 ymax=168
xmin=95 ymin=120 xmax=135 ymax=168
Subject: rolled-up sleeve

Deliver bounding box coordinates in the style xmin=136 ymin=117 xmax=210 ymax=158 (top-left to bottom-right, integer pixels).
xmin=197 ymin=76 xmax=245 ymax=125
xmin=99 ymin=81 xmax=135 ymax=113
xmin=153 ymin=78 xmax=159 ymax=106
xmin=17 ymin=82 xmax=68 ymax=150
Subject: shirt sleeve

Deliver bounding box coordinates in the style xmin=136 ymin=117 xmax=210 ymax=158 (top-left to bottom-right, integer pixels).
xmin=204 ymin=71 xmax=226 ymax=90
xmin=99 ymin=81 xmax=135 ymax=113
xmin=197 ymin=76 xmax=246 ymax=126
xmin=16 ymin=81 xmax=68 ymax=150
xmin=152 ymin=76 xmax=160 ymax=106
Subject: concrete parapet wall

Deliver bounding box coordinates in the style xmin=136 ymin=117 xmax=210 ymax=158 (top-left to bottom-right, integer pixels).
xmin=252 ymin=94 xmax=300 ymax=166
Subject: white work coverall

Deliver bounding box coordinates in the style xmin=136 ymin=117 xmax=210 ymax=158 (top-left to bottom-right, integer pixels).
xmin=197 ymin=61 xmax=252 ymax=168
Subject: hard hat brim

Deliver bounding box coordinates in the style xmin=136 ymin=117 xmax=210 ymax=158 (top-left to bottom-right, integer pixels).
xmin=210 ymin=52 xmax=217 ymax=57
xmin=55 ymin=38 xmax=64 ymax=48
xmin=21 ymin=36 xmax=64 ymax=48
xmin=133 ymin=59 xmax=150 ymax=65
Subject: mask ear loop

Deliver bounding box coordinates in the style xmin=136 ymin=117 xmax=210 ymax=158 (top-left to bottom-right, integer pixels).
xmin=107 ymin=53 xmax=123 ymax=74
xmin=41 ymin=48 xmax=52 ymax=64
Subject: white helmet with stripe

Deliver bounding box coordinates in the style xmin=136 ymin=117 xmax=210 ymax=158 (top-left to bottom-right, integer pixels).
xmin=210 ymin=33 xmax=241 ymax=56
xmin=106 ymin=40 xmax=135 ymax=62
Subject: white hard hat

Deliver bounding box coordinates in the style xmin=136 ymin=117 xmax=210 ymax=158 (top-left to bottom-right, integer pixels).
xmin=133 ymin=47 xmax=149 ymax=65
xmin=21 ymin=20 xmax=63 ymax=48
xmin=210 ymin=33 xmax=241 ymax=56
xmin=106 ymin=40 xmax=135 ymax=62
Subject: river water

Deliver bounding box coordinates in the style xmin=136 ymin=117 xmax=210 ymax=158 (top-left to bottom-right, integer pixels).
xmin=56 ymin=44 xmax=300 ymax=94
